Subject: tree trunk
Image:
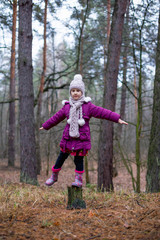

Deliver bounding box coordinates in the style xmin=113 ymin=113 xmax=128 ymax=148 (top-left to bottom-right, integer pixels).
xmin=107 ymin=0 xmax=111 ymax=47
xmin=8 ymin=0 xmax=17 ymax=167
xmin=76 ymin=0 xmax=89 ymax=72
xmin=85 ymin=156 xmax=90 ymax=185
xmin=46 ymin=91 xmax=52 ymax=176
xmin=146 ymin=8 xmax=160 ymax=193
xmin=103 ymin=0 xmax=111 ymax=86
xmin=80 ymin=30 xmax=83 ymax=75
xmin=18 ymin=0 xmax=37 ymax=185
xmin=36 ymin=0 xmax=48 ymax=174
xmin=115 ymin=2 xmax=130 ymax=177
xmin=67 ymin=186 xmax=86 ymax=209
xmin=132 ymin=3 xmax=150 ymax=193
xmin=117 ymin=2 xmax=130 ymax=138
xmin=80 ymin=8 xmax=84 ymax=76
xmin=78 ymin=2 xmax=90 ymax=183
xmin=134 ymin=65 xmax=138 ymax=112
xmin=98 ymin=0 xmax=128 ymax=192
xmin=0 ymin=80 xmax=8 ymax=158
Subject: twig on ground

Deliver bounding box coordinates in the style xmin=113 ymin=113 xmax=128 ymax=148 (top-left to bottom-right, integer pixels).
xmin=85 ymin=235 xmax=101 ymax=240
xmin=138 ymin=209 xmax=155 ymax=222
xmin=135 ymin=199 xmax=146 ymax=208
xmin=60 ymin=229 xmax=77 ymax=239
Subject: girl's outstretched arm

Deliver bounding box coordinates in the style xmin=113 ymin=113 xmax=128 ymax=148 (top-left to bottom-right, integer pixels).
xmin=41 ymin=106 xmax=66 ymax=130
xmin=39 ymin=127 xmax=44 ymax=130
xmin=118 ymin=119 xmax=128 ymax=125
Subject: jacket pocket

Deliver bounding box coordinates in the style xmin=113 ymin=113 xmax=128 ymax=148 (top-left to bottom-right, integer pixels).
xmin=79 ymin=130 xmax=90 ymax=141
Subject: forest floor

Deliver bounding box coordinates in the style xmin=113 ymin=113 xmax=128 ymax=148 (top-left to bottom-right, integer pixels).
xmin=0 ymin=158 xmax=160 ymax=240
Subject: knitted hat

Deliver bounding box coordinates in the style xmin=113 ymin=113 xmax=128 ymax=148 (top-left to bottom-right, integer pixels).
xmin=69 ymin=74 xmax=85 ymax=95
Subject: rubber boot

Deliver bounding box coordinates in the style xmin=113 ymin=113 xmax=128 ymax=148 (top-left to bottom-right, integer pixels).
xmin=72 ymin=171 xmax=83 ymax=187
xmin=45 ymin=166 xmax=61 ymax=186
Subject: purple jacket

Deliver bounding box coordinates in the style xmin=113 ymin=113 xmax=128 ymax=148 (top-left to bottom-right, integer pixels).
xmin=42 ymin=100 xmax=120 ymax=152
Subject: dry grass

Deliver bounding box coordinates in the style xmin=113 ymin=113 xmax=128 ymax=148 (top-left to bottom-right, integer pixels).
xmin=0 ymin=183 xmax=160 ymax=240
xmin=0 ymin=159 xmax=159 ymax=239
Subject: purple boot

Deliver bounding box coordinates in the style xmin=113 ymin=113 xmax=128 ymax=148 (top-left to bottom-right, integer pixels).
xmin=45 ymin=166 xmax=61 ymax=186
xmin=72 ymin=170 xmax=84 ymax=188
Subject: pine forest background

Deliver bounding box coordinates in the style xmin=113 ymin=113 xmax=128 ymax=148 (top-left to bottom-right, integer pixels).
xmin=0 ymin=0 xmax=160 ymax=193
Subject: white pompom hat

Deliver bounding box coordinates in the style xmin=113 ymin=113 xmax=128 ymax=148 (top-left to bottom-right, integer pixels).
xmin=69 ymin=74 xmax=85 ymax=95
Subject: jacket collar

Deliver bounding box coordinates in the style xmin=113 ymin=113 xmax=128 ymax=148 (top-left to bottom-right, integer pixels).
xmin=62 ymin=97 xmax=91 ymax=106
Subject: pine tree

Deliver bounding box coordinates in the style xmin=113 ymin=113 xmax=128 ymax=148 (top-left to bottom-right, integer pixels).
xmin=146 ymin=8 xmax=160 ymax=193
xmin=98 ymin=0 xmax=129 ymax=192
xmin=18 ymin=0 xmax=38 ymax=185
xmin=8 ymin=0 xmax=17 ymax=167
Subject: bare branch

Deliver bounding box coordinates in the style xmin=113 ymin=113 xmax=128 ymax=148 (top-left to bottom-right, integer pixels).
xmin=0 ymin=98 xmax=19 ymax=104
xmin=118 ymin=77 xmax=138 ymax=100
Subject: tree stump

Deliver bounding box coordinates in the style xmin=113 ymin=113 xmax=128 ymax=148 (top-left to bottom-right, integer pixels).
xmin=67 ymin=186 xmax=86 ymax=209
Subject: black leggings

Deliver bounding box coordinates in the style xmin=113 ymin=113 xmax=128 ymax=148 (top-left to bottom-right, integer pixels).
xmin=54 ymin=151 xmax=84 ymax=172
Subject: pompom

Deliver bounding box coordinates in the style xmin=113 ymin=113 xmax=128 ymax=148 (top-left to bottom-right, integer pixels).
xmin=62 ymin=100 xmax=68 ymax=105
xmin=74 ymin=74 xmax=82 ymax=81
xmin=78 ymin=118 xmax=85 ymax=126
xmin=67 ymin=119 xmax=71 ymax=124
xmin=84 ymin=97 xmax=91 ymax=102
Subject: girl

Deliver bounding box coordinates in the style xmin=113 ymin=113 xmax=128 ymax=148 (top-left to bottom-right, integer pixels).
xmin=40 ymin=74 xmax=128 ymax=187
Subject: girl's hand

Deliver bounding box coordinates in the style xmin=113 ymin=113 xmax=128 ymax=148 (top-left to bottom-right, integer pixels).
xmin=118 ymin=119 xmax=128 ymax=125
xmin=39 ymin=127 xmax=44 ymax=130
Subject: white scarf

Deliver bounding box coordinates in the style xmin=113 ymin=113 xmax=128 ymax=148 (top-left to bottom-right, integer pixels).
xmin=67 ymin=96 xmax=85 ymax=138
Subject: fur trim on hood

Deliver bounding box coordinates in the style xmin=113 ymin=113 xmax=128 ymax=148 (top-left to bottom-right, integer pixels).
xmin=62 ymin=97 xmax=91 ymax=106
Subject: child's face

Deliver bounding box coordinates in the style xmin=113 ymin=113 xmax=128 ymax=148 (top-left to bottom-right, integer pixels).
xmin=70 ymin=88 xmax=82 ymax=100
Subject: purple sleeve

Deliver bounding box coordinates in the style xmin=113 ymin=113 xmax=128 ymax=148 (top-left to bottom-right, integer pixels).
xmin=42 ymin=106 xmax=66 ymax=130
xmin=89 ymin=102 xmax=120 ymax=123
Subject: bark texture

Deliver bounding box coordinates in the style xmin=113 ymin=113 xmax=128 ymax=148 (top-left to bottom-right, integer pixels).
xmin=98 ymin=0 xmax=128 ymax=191
xmin=18 ymin=0 xmax=37 ymax=185
xmin=103 ymin=0 xmax=111 ymax=84
xmin=76 ymin=0 xmax=89 ymax=72
xmin=8 ymin=0 xmax=17 ymax=166
xmin=146 ymin=9 xmax=160 ymax=192
xmin=36 ymin=0 xmax=48 ymax=174
xmin=117 ymin=2 xmax=130 ymax=138
xmin=67 ymin=186 xmax=86 ymax=209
